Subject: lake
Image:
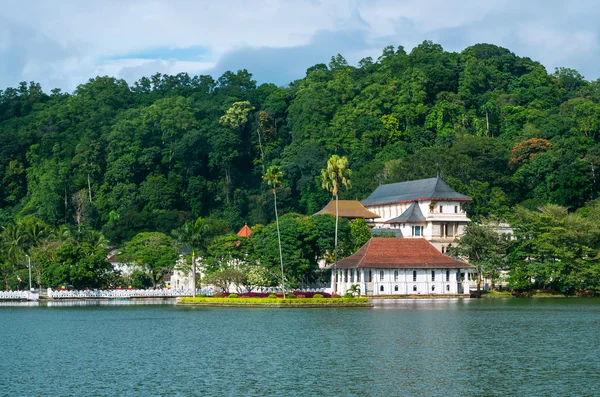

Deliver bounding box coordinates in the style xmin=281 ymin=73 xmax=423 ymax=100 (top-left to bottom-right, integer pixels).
xmin=1 ymin=298 xmax=599 ymax=396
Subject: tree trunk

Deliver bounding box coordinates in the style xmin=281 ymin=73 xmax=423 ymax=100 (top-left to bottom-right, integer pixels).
xmin=334 ymin=194 xmax=339 ymax=294
xmin=87 ymin=173 xmax=92 ymax=203
xmin=257 ymin=128 xmax=265 ymax=174
xmin=274 ymin=189 xmax=285 ymax=298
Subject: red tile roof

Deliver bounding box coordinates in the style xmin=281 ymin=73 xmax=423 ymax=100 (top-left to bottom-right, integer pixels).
xmin=237 ymin=225 xmax=252 ymax=237
xmin=336 ymin=238 xmax=473 ymax=269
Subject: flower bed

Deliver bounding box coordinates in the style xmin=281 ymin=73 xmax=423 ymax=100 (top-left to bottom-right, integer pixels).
xmin=178 ymin=296 xmax=372 ymax=307
xmin=222 ymin=291 xmax=331 ymax=298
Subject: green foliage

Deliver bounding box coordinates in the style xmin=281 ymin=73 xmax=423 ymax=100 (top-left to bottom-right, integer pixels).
xmin=228 ymin=293 xmax=239 ymax=298
xmin=2 ymin=42 xmax=600 ymax=292
xmin=312 ymin=293 xmax=324 ymax=298
xmin=121 ymin=232 xmax=178 ymax=287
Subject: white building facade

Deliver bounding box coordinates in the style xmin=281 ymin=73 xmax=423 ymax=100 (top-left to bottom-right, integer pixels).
xmin=333 ymin=238 xmax=474 ymax=296
xmin=361 ymin=178 xmax=472 ymax=252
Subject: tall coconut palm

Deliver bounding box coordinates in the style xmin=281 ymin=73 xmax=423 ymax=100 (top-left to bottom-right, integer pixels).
xmin=173 ymin=217 xmax=226 ymax=296
xmin=321 ymin=155 xmax=351 ymax=294
xmin=263 ymin=165 xmax=286 ymax=298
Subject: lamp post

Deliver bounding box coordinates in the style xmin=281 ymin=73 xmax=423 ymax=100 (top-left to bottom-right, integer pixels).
xmin=26 ymin=254 xmax=32 ymax=291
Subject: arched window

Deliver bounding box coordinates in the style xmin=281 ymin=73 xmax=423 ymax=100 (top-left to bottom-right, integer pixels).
xmin=446 ymin=285 xmax=450 ymax=291
xmin=380 ymin=285 xmax=384 ymax=292
xmin=413 ymin=285 xmax=417 ymax=292
xmin=432 ymin=285 xmax=435 ymax=291
xmin=394 ymin=285 xmax=399 ymax=292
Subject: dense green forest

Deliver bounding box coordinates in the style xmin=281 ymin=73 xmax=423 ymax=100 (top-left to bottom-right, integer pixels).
xmin=2 ymin=41 xmax=600 ymax=293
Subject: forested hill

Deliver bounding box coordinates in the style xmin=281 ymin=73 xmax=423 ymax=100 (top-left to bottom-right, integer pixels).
xmin=1 ymin=41 xmax=599 ymax=243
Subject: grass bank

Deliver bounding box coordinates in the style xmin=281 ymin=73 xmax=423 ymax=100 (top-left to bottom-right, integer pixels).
xmin=177 ymin=297 xmax=373 ymax=308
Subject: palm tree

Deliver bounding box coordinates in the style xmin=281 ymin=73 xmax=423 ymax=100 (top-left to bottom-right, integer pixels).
xmin=173 ymin=217 xmax=226 ymax=296
xmin=321 ymin=155 xmax=351 ymax=294
xmin=263 ymin=165 xmax=286 ymax=298
xmin=2 ymin=222 xmax=27 ymax=270
xmin=173 ymin=220 xmax=205 ymax=297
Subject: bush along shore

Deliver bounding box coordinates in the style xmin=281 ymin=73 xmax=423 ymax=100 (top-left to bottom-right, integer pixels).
xmin=177 ymin=292 xmax=373 ymax=308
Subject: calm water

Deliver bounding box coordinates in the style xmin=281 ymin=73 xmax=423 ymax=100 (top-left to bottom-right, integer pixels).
xmin=1 ymin=298 xmax=599 ymax=396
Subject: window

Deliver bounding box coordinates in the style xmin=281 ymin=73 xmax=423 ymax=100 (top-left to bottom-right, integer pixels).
xmin=344 ymin=270 xmax=348 ymax=282
xmin=429 ymin=204 xmax=434 ymax=213
xmin=446 ymin=270 xmax=450 ymax=282
xmin=394 ymin=285 xmax=399 ymax=292
xmin=432 ymin=285 xmax=435 ymax=291
xmin=350 ymin=269 xmax=354 ymax=283
xmin=446 ymin=285 xmax=450 ymax=291
xmin=380 ymin=271 xmax=384 ymax=281
xmin=439 ymin=205 xmax=443 ymax=213
xmin=441 ymin=246 xmax=445 ymax=254
xmin=411 ymin=226 xmax=423 ymax=236
xmin=369 ymin=271 xmax=372 ymax=282
xmin=454 ymin=206 xmax=458 ymax=213
xmin=394 ymin=270 xmax=398 ymax=281
xmin=431 ymin=271 xmax=435 ymax=282
xmin=413 ymin=285 xmax=417 ymax=292
xmin=413 ymin=270 xmax=417 ymax=282
xmin=380 ymin=285 xmax=384 ymax=292
xmin=357 ymin=271 xmax=361 ymax=282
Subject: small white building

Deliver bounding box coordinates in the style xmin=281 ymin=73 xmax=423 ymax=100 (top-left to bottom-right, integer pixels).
xmin=332 ymin=238 xmax=475 ymax=296
xmin=361 ymin=177 xmax=472 ymax=252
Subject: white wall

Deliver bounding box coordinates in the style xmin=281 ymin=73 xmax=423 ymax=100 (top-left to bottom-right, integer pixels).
xmin=335 ymin=268 xmax=471 ymax=295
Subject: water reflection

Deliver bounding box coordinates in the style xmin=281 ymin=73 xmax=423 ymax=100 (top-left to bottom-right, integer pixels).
xmin=0 ymin=299 xmax=178 ymax=307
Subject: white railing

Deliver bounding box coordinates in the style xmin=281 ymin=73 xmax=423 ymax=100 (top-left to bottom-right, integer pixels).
xmin=48 ymin=289 xmax=194 ymax=299
xmin=0 ymin=291 xmax=29 ymax=300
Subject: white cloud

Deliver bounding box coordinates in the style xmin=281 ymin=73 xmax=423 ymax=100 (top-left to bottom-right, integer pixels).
xmin=0 ymin=0 xmax=598 ymax=92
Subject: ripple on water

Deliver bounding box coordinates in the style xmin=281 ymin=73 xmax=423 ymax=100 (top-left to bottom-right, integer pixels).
xmin=1 ymin=299 xmax=600 ymax=396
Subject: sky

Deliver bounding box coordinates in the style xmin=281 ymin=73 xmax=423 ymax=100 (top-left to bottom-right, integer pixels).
xmin=0 ymin=0 xmax=597 ymax=93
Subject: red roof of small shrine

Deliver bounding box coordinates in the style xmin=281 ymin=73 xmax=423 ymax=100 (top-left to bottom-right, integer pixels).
xmin=336 ymin=238 xmax=473 ymax=269
xmin=237 ymin=225 xmax=252 ymax=237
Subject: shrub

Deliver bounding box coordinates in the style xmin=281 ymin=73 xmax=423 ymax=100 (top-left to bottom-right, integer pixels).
xmin=331 ymin=293 xmax=341 ymax=298
xmin=286 ymin=293 xmax=296 ymax=299
xmin=199 ymin=293 xmax=207 ymax=297
xmin=312 ymin=293 xmax=324 ymax=299
xmin=267 ymin=294 xmax=277 ymax=298
xmin=228 ymin=293 xmax=239 ymax=298
xmin=214 ymin=292 xmax=225 ymax=298
xmin=296 ymin=294 xmax=306 ymax=299
xmin=343 ymin=292 xmax=354 ymax=299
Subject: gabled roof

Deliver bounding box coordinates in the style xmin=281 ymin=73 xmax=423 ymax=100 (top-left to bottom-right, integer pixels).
xmin=315 ymin=199 xmax=380 ymax=219
xmin=336 ymin=238 xmax=473 ymax=269
xmin=361 ymin=177 xmax=471 ymax=206
xmin=237 ymin=225 xmax=252 ymax=237
xmin=384 ymin=201 xmax=425 ymax=223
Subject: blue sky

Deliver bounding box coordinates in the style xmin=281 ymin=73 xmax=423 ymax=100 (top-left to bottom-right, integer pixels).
xmin=0 ymin=0 xmax=597 ymax=92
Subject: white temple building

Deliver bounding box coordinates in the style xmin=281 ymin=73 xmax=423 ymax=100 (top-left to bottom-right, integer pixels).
xmin=332 ymin=238 xmax=474 ymax=296
xmin=361 ymin=177 xmax=472 ymax=252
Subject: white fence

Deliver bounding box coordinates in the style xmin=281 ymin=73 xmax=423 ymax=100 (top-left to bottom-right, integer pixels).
xmin=0 ymin=291 xmax=29 ymax=300
xmin=48 ymin=289 xmax=194 ymax=299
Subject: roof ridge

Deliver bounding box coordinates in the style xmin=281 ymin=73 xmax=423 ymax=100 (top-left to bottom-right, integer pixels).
xmin=356 ymin=239 xmax=371 ymax=267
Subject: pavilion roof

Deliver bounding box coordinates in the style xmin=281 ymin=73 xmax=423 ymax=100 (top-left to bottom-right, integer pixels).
xmin=236 ymin=225 xmax=252 ymax=237
xmin=361 ymin=177 xmax=471 ymax=206
xmin=336 ymin=238 xmax=473 ymax=269
xmin=384 ymin=201 xmax=426 ymax=223
xmin=315 ymin=199 xmax=380 ymax=219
